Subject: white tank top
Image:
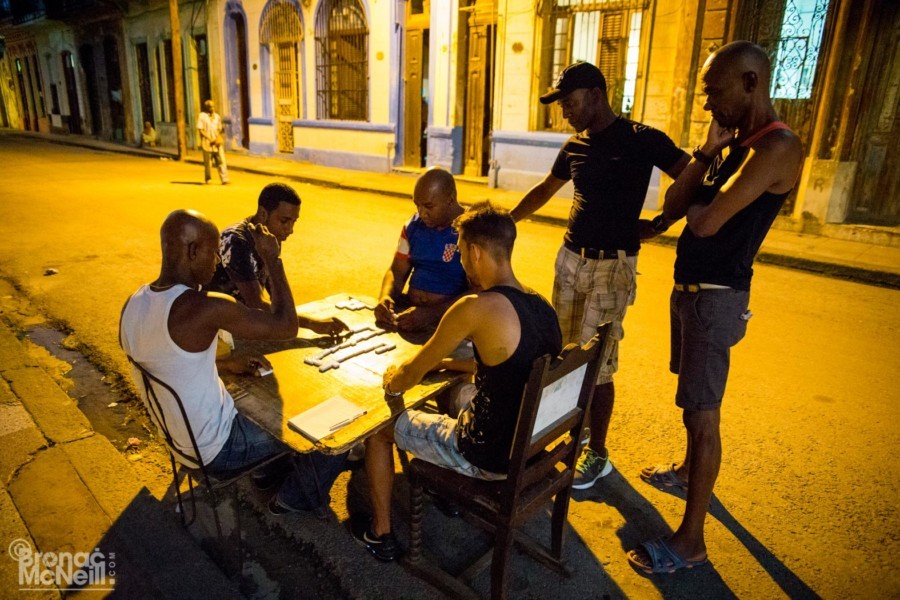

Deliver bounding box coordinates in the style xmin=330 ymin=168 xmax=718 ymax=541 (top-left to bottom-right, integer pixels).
xmin=119 ymin=284 xmax=236 ymax=467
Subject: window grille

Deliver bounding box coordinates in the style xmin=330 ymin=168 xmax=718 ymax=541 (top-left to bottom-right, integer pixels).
xmin=765 ymin=0 xmax=829 ymax=99
xmin=314 ymin=0 xmax=369 ymax=121
xmin=537 ymin=0 xmax=647 ymax=131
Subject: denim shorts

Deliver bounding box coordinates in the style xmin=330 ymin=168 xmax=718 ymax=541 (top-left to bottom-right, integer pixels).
xmin=670 ymin=288 xmax=750 ymax=411
xmin=393 ymin=384 xmax=505 ymax=481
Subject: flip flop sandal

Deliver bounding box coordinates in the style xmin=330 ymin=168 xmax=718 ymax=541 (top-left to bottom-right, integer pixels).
xmin=640 ymin=463 xmax=688 ymax=490
xmin=627 ymin=536 xmax=708 ymax=574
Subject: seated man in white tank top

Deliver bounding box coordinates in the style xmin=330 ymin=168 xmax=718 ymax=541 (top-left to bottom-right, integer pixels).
xmin=120 ymin=209 xmax=345 ymax=515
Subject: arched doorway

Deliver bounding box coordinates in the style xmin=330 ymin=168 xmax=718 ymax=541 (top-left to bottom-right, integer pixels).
xmin=226 ymin=3 xmax=252 ymax=149
xmin=260 ymin=0 xmax=304 ymax=153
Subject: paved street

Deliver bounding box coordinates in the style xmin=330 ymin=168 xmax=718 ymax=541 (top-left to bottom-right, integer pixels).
xmin=0 ymin=136 xmax=898 ymax=598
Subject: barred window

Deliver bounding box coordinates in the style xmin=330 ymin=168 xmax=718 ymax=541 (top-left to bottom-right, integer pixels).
xmin=768 ymin=0 xmax=829 ymax=99
xmin=536 ymin=0 xmax=647 ymax=131
xmin=314 ymin=0 xmax=368 ymax=121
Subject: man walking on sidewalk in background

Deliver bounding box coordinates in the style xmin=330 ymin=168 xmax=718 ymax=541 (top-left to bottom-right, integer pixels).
xmin=197 ymin=99 xmax=229 ymax=185
xmin=511 ymin=61 xmax=689 ymax=489
xmin=120 ymin=210 xmax=338 ymax=515
xmin=628 ymin=41 xmax=803 ymax=574
xmin=374 ymin=167 xmax=468 ymax=335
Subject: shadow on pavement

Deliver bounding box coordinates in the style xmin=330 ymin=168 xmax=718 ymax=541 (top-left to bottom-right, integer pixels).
xmin=707 ymin=496 xmax=820 ymax=599
xmin=574 ymin=470 xmax=737 ymax=599
xmin=345 ymin=462 xmax=629 ymax=599
xmin=170 ymin=181 xmax=205 ymax=185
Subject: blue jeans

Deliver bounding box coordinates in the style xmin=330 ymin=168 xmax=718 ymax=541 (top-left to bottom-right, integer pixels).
xmin=207 ymin=414 xmax=348 ymax=510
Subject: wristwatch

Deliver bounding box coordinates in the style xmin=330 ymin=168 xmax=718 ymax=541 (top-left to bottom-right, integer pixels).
xmin=650 ymin=214 xmax=669 ymax=234
xmin=692 ymin=146 xmax=714 ymax=165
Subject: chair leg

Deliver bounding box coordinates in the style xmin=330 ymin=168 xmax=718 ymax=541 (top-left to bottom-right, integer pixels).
xmin=408 ymin=475 xmax=424 ymax=564
xmin=491 ymin=525 xmax=515 ymax=600
xmin=550 ymin=491 xmax=572 ymax=559
xmin=231 ymin=484 xmax=244 ymax=578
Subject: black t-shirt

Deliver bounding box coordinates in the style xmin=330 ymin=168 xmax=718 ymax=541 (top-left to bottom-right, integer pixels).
xmin=456 ymin=286 xmax=562 ymax=474
xmin=551 ymin=118 xmax=686 ymax=253
xmin=207 ymin=218 xmax=270 ymax=302
xmin=675 ymin=146 xmax=790 ymax=290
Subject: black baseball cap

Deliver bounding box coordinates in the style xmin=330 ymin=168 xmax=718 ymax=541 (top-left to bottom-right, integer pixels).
xmin=540 ymin=62 xmax=607 ymax=104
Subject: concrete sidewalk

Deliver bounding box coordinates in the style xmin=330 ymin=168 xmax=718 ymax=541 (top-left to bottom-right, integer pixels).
xmin=4 ymin=128 xmax=899 ymax=288
xmin=0 ymin=320 xmax=242 ymax=598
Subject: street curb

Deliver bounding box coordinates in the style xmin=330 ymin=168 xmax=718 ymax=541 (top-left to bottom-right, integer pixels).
xmin=647 ymin=233 xmax=900 ymax=290
xmin=182 ymin=156 xmax=413 ymax=200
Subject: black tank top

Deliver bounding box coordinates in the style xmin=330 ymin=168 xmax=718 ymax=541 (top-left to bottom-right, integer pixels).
xmin=674 ymin=141 xmax=791 ymax=290
xmin=456 ymin=286 xmax=562 ymax=474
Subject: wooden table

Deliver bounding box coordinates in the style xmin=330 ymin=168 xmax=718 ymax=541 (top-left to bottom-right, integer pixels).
xmin=224 ymin=294 xmax=458 ymax=455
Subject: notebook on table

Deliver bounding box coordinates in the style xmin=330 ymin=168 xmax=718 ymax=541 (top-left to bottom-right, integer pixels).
xmin=287 ymin=395 xmax=368 ymax=442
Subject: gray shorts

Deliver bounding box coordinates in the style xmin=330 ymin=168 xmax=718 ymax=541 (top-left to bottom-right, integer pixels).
xmin=670 ymin=288 xmax=750 ymax=411
xmin=393 ymin=384 xmax=505 ymax=481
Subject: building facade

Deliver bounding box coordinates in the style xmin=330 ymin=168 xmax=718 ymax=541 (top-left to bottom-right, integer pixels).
xmin=1 ymin=0 xmax=896 ymax=226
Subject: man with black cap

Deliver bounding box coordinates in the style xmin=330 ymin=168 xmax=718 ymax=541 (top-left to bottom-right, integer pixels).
xmin=511 ymin=61 xmax=689 ymax=489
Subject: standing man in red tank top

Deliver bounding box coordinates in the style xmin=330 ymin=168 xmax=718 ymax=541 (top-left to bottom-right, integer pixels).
xmin=629 ymin=41 xmax=803 ymax=574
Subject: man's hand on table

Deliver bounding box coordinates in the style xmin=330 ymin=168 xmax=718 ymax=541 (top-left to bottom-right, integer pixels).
xmin=374 ymin=297 xmax=397 ymax=329
xmin=217 ymin=352 xmax=272 ymax=376
xmin=303 ymin=315 xmax=349 ymax=338
xmin=382 ymin=365 xmax=403 ymax=397
xmin=394 ymin=305 xmax=435 ymax=332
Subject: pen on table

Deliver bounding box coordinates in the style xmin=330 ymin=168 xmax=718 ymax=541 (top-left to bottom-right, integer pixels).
xmin=329 ymin=411 xmax=368 ymax=431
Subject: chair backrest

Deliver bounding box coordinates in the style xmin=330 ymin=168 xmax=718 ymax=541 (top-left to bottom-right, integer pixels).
xmin=503 ymin=324 xmax=610 ymax=500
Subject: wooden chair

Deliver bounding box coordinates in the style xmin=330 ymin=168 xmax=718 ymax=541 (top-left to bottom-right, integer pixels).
xmin=404 ymin=325 xmax=610 ymax=600
xmin=124 ymin=356 xmax=288 ymax=576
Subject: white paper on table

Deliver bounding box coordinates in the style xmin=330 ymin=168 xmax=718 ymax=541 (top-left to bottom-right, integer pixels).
xmin=287 ymin=395 xmax=367 ymax=442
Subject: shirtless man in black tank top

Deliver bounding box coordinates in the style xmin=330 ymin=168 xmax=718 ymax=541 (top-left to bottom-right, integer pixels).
xmin=629 ymin=41 xmax=803 ymax=574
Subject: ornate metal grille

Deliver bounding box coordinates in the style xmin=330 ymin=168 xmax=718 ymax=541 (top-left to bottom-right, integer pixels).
xmin=314 ymin=0 xmax=368 ymax=121
xmin=260 ymin=0 xmax=303 ymax=151
xmin=760 ymin=0 xmax=829 ymax=99
xmin=260 ymin=0 xmax=304 ymax=45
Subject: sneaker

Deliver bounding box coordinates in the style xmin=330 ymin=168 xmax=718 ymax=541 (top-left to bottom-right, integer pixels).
xmin=424 ymin=488 xmax=462 ymax=518
xmin=268 ymin=496 xmax=328 ymax=520
xmin=350 ymin=515 xmax=402 ymax=562
xmin=252 ymin=470 xmax=285 ymax=492
xmin=571 ymin=448 xmax=614 ymax=490
xmin=347 ymin=442 xmax=366 ymax=463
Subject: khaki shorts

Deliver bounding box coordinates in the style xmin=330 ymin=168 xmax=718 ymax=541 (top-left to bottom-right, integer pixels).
xmin=552 ymin=245 xmax=637 ymax=385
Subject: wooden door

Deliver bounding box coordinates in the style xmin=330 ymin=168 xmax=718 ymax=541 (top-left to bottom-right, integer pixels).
xmin=849 ymin=2 xmax=900 ymax=224
xmin=463 ymin=17 xmax=493 ymax=177
xmin=61 ymin=51 xmax=82 ymax=134
xmin=235 ymin=14 xmax=251 ymax=149
xmin=404 ymin=28 xmax=425 ymax=166
xmin=275 ymin=42 xmax=297 ymax=153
